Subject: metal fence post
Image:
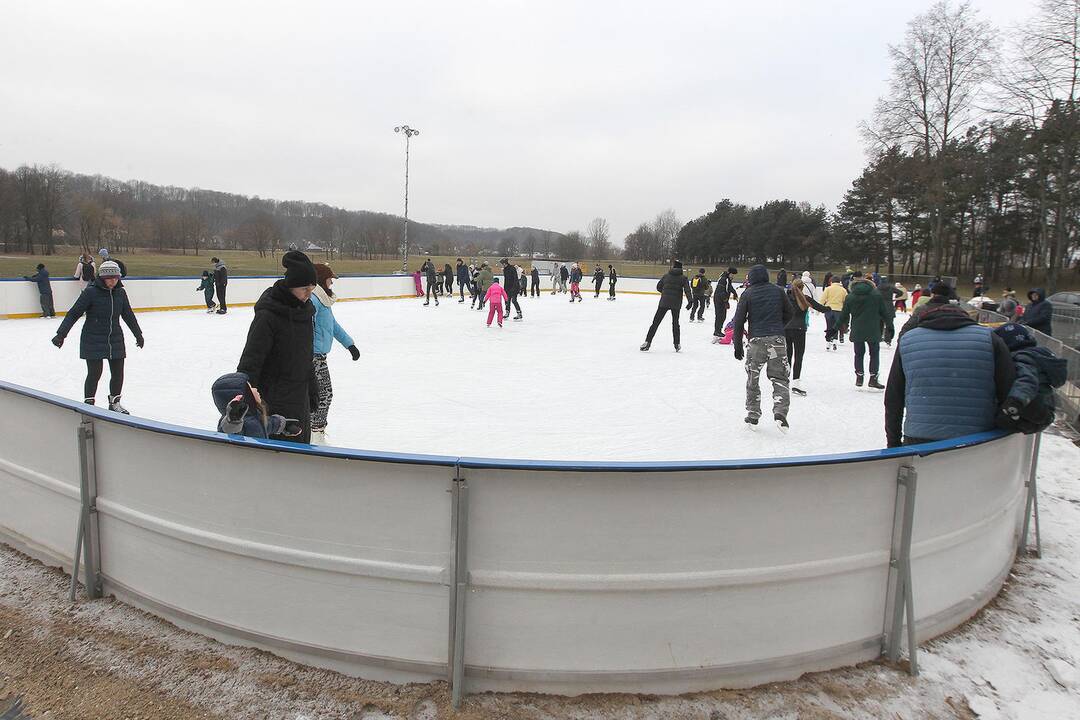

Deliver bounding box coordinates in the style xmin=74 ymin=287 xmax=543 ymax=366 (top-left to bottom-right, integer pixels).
xmin=1018 ymin=433 xmax=1043 ymax=559
xmin=76 ymin=417 xmax=102 ymax=599
xmin=883 ymin=464 xmax=918 ymax=675
xmin=447 ymin=464 xmax=469 ymax=709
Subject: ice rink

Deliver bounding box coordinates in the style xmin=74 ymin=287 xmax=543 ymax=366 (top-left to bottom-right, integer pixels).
xmin=2 ymin=289 xmax=899 ymax=461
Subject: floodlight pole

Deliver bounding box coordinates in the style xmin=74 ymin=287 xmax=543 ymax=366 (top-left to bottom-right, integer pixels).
xmin=394 ymin=124 xmax=420 ymax=274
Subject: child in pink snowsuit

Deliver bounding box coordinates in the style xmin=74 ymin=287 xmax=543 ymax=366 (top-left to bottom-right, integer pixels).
xmin=412 ymin=269 xmax=423 ymax=297
xmin=485 ymin=279 xmax=508 ymax=327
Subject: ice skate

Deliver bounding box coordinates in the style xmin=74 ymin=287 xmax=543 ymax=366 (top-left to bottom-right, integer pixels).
xmin=513 ymin=314 xmax=523 ymax=321
xmin=108 ymin=395 xmax=130 ymax=414
xmin=639 ymin=341 xmax=651 ymax=351
xmin=310 ymin=428 xmax=327 ymax=445
xmin=711 ymin=335 xmax=721 ymax=344
xmin=674 ymin=344 xmax=681 ymax=352
xmin=855 ymin=372 xmax=865 ymax=388
xmin=791 ymin=379 xmax=807 ymax=396
xmin=745 ymin=415 xmax=759 ymax=429
xmin=216 ymin=309 xmax=227 ymax=315
xmin=84 ymin=397 xmax=95 ymax=405
xmin=423 ymin=301 xmax=430 ymax=306
xmin=867 ymin=374 xmax=885 ymax=390
xmin=775 ymin=414 xmax=789 ymax=433
xmin=832 ymin=341 xmax=838 ymax=351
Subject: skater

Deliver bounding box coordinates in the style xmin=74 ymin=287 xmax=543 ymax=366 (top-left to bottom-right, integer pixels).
xmin=485 ymin=278 xmax=508 ymax=327
xmin=688 ymin=268 xmax=710 ymax=321
xmin=837 ymin=273 xmax=892 ymax=389
xmin=51 ymin=260 xmax=143 ymax=412
xmin=775 ymin=268 xmax=787 ymax=288
xmin=894 ymin=282 xmax=909 ymax=313
xmin=607 ymin=264 xmax=618 ymax=299
xmin=731 ymin=264 xmax=794 ymax=430
xmin=593 ymin=265 xmax=605 ymax=297
xmin=196 ymin=270 xmax=216 ymax=312
xmin=569 ymin=263 xmax=583 ymax=302
xmin=423 ymin=258 xmax=439 ymax=306
xmin=1019 ymin=288 xmax=1052 ymax=336
xmin=456 ymin=258 xmax=470 ymax=302
xmin=785 ymin=279 xmax=830 ymax=396
xmin=212 ymin=257 xmax=228 ymax=314
xmin=820 ymin=275 xmax=848 ymax=350
xmin=993 ymin=323 xmax=1067 ymax=434
xmin=212 ymin=372 xmax=302 ymax=439
xmin=559 ymin=263 xmax=570 ymax=293
xmin=500 ymin=258 xmax=523 ymax=319
xmin=73 ymin=253 xmax=95 ymax=288
xmin=712 ymin=266 xmax=739 ymax=342
xmin=884 ymin=298 xmax=1015 ymax=448
xmin=443 ymin=263 xmax=454 ymax=297
xmin=413 ymin=267 xmax=424 ymax=297
xmin=23 ymin=263 xmax=55 ymax=317
xmin=476 ymin=262 xmax=493 ymax=309
xmin=310 ymin=263 xmax=360 ymax=444
xmin=531 ymin=266 xmax=541 ymax=297
xmin=640 ymin=260 xmax=693 ymax=352
xmin=520 ymin=264 xmax=529 ymax=297
xmin=236 ymin=250 xmax=319 ymax=444
xmin=800 ymin=271 xmax=819 ymax=301
xmin=877 ymin=278 xmax=899 ymax=346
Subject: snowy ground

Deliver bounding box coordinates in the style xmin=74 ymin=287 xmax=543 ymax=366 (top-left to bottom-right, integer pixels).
xmin=1 ymin=292 xmax=900 ymax=461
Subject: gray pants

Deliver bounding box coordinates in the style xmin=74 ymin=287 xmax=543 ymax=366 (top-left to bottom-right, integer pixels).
xmin=745 ymin=336 xmax=790 ymax=420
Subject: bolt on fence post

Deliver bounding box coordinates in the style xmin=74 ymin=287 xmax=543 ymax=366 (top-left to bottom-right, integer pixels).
xmin=448 ymin=465 xmax=469 ymax=709
xmin=1019 ymin=433 xmax=1043 ymax=559
xmin=77 ymin=417 xmax=102 ymax=600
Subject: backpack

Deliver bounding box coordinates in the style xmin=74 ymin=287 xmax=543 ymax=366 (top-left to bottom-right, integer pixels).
xmin=81 ymin=261 xmax=94 ymax=281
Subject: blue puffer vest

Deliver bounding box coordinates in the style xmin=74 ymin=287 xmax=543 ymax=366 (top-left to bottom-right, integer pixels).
xmin=898 ymin=324 xmax=997 ymax=440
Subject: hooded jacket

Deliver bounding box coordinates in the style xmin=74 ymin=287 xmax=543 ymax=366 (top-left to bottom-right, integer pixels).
xmin=655 ymin=266 xmax=693 ymax=310
xmin=884 ymin=304 xmax=1015 ymax=447
xmin=212 ymin=372 xmax=292 ymax=438
xmin=837 ymin=279 xmax=892 ymax=343
xmin=502 ymin=263 xmax=520 ymax=292
xmin=1019 ymin=288 xmax=1052 ymax=336
xmin=996 ymin=325 xmax=1067 ymax=433
xmin=213 ymin=260 xmax=228 ymax=286
xmin=570 ymin=265 xmax=583 ymax=284
xmin=456 ymin=262 xmax=470 ymax=285
xmin=55 ymin=276 xmax=143 ymax=360
xmin=477 ymin=266 xmax=493 ymax=293
xmin=731 ymin=264 xmax=793 ymax=345
xmin=311 ymin=286 xmax=354 ymax=355
xmin=485 ymin=282 xmax=508 ymax=305
xmin=237 ymin=280 xmax=317 ymax=439
xmin=712 ymin=271 xmax=738 ymax=307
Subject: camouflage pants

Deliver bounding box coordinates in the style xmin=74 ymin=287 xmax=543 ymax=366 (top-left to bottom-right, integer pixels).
xmin=745 ymin=336 xmax=790 ymax=420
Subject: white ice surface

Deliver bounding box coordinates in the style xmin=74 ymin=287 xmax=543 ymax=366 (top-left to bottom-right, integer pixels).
xmin=1 ymin=292 xmax=898 ymax=461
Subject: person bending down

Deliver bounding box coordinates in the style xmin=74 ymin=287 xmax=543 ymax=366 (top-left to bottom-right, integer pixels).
xmin=485 ymin=278 xmax=508 ymax=327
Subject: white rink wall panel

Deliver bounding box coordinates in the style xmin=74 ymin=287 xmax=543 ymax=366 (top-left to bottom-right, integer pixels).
xmin=0 ymin=274 xmax=417 ymax=318
xmin=0 ymin=391 xmax=84 ymax=567
xmin=0 ymin=376 xmax=1036 ymax=696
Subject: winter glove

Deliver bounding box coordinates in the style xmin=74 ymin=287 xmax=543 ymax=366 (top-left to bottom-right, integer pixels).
xmin=1001 ymin=398 xmax=1024 ymax=421
xmin=348 ymin=344 xmax=360 ymax=361
xmin=136 ymin=336 xmax=145 ymax=349
xmin=282 ymin=418 xmax=303 ymax=437
xmin=225 ymin=395 xmax=249 ymax=424
xmin=51 ymin=335 xmax=64 ymax=348
xmin=733 ymin=343 xmax=744 ymax=361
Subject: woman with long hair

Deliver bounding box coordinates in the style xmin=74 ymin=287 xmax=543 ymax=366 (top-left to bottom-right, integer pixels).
xmin=785 ymin=278 xmax=830 ymax=396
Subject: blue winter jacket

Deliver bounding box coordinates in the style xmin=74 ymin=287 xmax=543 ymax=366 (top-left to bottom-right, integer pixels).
xmin=456 ymin=263 xmax=470 ymax=285
xmin=25 ymin=268 xmax=52 ymax=295
xmin=55 ymin=277 xmax=143 ymax=360
xmin=311 ymin=289 xmax=353 ymax=355
xmin=884 ymin=305 xmax=1015 ymax=446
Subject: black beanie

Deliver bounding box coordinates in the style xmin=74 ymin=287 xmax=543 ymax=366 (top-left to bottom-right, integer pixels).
xmin=282 ymin=250 xmax=317 ymax=288
xmin=994 ymin=323 xmax=1037 ymax=351
xmin=931 ymin=282 xmax=951 ymax=296
xmin=673 ymin=260 xmax=683 ymax=269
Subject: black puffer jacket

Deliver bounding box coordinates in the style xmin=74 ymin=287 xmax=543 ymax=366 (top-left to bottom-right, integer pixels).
xmin=237 ymin=280 xmax=317 ymax=442
xmin=732 ymin=264 xmax=793 ymax=345
xmin=655 ymin=267 xmax=693 ymax=310
xmin=55 ymin=277 xmax=143 ymax=360
xmin=1020 ymin=288 xmax=1052 ymax=336
xmin=503 ymin=264 xmax=520 ymax=293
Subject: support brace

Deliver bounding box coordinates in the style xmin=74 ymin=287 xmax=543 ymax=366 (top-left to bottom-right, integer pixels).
xmin=74 ymin=418 xmax=102 ymax=600
xmin=883 ymin=464 xmax=918 ymax=675
xmin=1018 ymin=433 xmax=1043 ymax=559
xmin=447 ymin=465 xmax=469 ymax=708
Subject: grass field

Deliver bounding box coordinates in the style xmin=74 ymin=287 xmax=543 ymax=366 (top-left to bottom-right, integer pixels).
xmin=1 ymin=246 xmax=1069 ymax=297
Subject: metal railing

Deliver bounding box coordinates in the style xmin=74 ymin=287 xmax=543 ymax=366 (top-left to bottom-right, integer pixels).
xmin=977 ymin=309 xmax=1080 ymax=428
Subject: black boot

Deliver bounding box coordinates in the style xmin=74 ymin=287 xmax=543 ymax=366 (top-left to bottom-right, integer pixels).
xmin=855 ymin=373 xmax=865 ymax=387
xmin=868 ymin=374 xmax=885 ymax=390
xmin=639 ymin=341 xmax=651 ymax=351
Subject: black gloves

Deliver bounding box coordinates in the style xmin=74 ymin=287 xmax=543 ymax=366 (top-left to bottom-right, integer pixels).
xmin=348 ymin=345 xmax=360 ymax=361
xmin=1001 ymin=398 xmax=1024 ymax=420
xmin=51 ymin=335 xmax=64 ymax=348
xmin=225 ymin=395 xmax=249 ymax=423
xmin=734 ymin=343 xmax=744 ymax=361
xmin=282 ymin=418 xmax=303 ymax=437
xmin=136 ymin=336 xmax=145 ymax=349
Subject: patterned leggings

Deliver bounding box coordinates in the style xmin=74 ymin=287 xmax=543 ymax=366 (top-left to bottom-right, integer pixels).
xmin=312 ymin=353 xmax=333 ymax=430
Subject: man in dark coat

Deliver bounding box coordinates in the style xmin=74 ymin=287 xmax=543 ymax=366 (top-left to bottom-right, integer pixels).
xmin=559 ymin=263 xmax=570 ymax=293
xmin=456 ymin=258 xmax=471 ymax=302
xmin=731 ymin=264 xmax=794 ymax=429
xmin=885 ymin=302 xmax=1016 ymax=447
xmin=838 ymin=273 xmax=893 ymax=388
xmin=712 ymin=266 xmax=739 ymax=341
xmin=212 ymin=257 xmax=229 ymax=314
xmin=237 ymin=251 xmax=319 ymax=444
xmin=1019 ymin=288 xmax=1052 ymax=337
xmin=592 ymin=265 xmax=605 ymax=297
xmin=500 ymin=258 xmax=523 ymax=319
xmin=688 ymin=268 xmax=710 ymax=321
xmin=24 ymin=263 xmax=55 ymax=317
xmin=607 ymin=264 xmax=618 ymax=300
xmin=640 ymin=260 xmax=693 ymax=352
xmin=423 ymin=258 xmax=439 ymax=306
xmin=531 ymin=266 xmax=541 ymax=297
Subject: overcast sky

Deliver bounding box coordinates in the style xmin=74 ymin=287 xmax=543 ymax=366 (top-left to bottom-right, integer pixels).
xmin=0 ymin=0 xmax=1035 ymax=243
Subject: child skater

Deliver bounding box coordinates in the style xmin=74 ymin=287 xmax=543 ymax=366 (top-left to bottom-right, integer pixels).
xmin=212 ymin=372 xmax=302 ymax=439
xmin=485 ymin=278 xmax=508 ymax=328
xmin=197 ymin=270 xmax=216 ymax=312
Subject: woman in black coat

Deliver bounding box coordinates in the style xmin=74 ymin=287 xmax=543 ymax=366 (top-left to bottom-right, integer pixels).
xmin=51 ymin=260 xmax=143 ymax=413
xmin=236 ymin=251 xmax=319 ymax=444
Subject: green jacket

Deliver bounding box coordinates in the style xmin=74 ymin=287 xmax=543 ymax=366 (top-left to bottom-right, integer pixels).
xmin=838 ymin=280 xmax=892 ymax=343
xmin=477 ymin=267 xmax=493 ymax=293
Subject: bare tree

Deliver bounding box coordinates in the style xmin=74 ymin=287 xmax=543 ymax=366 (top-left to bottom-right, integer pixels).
xmin=652 ymin=209 xmax=681 ymax=262
xmin=586 ymin=217 xmax=611 ymax=259
xmin=864 ymin=1 xmax=997 ymax=274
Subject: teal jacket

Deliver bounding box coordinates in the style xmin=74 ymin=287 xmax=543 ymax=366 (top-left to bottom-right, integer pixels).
xmin=311 ymin=288 xmax=354 ymax=355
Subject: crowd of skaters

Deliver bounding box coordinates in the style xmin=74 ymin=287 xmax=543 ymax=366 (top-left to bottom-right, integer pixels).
xmin=27 ymin=249 xmax=1066 ymax=450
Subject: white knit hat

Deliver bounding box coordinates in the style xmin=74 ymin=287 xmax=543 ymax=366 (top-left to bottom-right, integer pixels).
xmin=98 ymin=260 xmax=121 ymax=278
